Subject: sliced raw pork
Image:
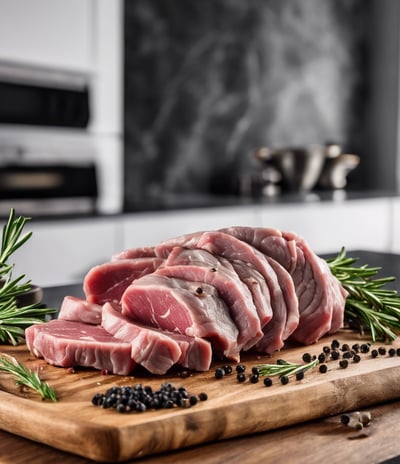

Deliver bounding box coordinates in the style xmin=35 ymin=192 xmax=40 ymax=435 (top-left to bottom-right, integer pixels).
xmin=220 ymin=226 xmax=348 ymax=344
xmin=158 ymin=247 xmax=264 ymax=350
xmin=121 ymin=273 xmax=240 ymax=360
xmin=25 ymin=319 xmax=136 ymax=375
xmin=58 ymin=296 xmax=102 ymax=325
xmin=84 ymin=257 xmax=163 ymax=305
xmin=155 ymin=230 xmax=299 ymax=353
xmin=102 ymin=302 xmax=212 ymax=373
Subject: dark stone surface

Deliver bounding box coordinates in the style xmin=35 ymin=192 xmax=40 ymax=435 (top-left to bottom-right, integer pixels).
xmin=124 ymin=0 xmax=370 ymax=207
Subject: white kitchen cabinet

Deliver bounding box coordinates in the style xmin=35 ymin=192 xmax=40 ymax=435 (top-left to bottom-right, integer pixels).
xmin=390 ymin=197 xmax=400 ymax=253
xmin=120 ymin=206 xmax=261 ymax=250
xmin=10 ymin=217 xmax=120 ymax=287
xmin=0 ymin=0 xmax=93 ymax=72
xmin=257 ymin=197 xmax=392 ymax=254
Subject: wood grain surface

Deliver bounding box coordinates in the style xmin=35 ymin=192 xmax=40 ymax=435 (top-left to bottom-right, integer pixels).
xmin=1 ymin=331 xmax=400 ymax=462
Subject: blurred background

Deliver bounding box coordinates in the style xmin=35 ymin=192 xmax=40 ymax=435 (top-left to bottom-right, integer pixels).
xmin=0 ymin=0 xmax=400 ymax=286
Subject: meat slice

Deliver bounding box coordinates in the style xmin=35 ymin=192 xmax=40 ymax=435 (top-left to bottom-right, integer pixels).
xmin=121 ymin=273 xmax=240 ymax=361
xmin=112 ymin=246 xmax=156 ymax=260
xmin=229 ymin=260 xmax=273 ymax=327
xmin=155 ymin=231 xmax=299 ymax=353
xmin=102 ymin=302 xmax=212 ymax=373
xmin=83 ymin=257 xmax=163 ymax=305
xmin=282 ymin=231 xmax=347 ymax=344
xmin=220 ymin=226 xmax=347 ymax=344
xmin=158 ymin=247 xmax=263 ymax=350
xmin=220 ymin=226 xmax=298 ymax=273
xmin=58 ymin=296 xmax=102 ymax=325
xmin=25 ymin=320 xmax=136 ymax=375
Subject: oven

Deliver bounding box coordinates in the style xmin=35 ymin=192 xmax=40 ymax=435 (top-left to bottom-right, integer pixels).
xmin=0 ymin=61 xmax=122 ymax=217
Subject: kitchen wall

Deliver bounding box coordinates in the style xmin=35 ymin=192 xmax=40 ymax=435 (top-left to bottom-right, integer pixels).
xmin=124 ymin=0 xmax=377 ymax=207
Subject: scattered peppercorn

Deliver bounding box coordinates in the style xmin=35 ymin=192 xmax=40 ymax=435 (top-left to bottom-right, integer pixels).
xmin=323 ymin=345 xmax=331 ymax=354
xmin=319 ymin=364 xmax=328 ymax=374
xmin=215 ymin=367 xmax=225 ymax=379
xmin=397 ymin=348 xmax=400 ymax=356
xmin=280 ymin=375 xmax=289 ymax=385
xmin=352 ymin=343 xmax=360 ymax=353
xmin=236 ymin=364 xmax=246 ymax=373
xmin=318 ymin=353 xmax=326 ymax=363
xmin=360 ymin=343 xmax=370 ymax=354
xmin=389 ymin=348 xmax=396 ymax=357
xmin=223 ymin=365 xmax=233 ymax=375
xmin=264 ymin=377 xmax=273 ymax=387
xmin=371 ymin=349 xmax=379 ymax=358
xmin=342 ymin=351 xmax=353 ymax=360
xmin=296 ymin=371 xmax=305 ymax=381
xmin=331 ymin=339 xmax=340 ymax=349
xmin=198 ymin=392 xmax=208 ymax=401
xmin=251 ymin=366 xmax=260 ymax=375
xmin=339 ymin=359 xmax=349 ymax=369
xmin=302 ymin=352 xmax=312 ymax=363
xmin=378 ymin=347 xmax=387 ymax=356
xmin=353 ymin=354 xmax=361 ymax=363
xmin=330 ymin=350 xmax=340 ymax=361
xmin=249 ymin=373 xmax=259 ymax=384
xmin=237 ymin=372 xmax=246 ymax=383
xmin=341 ymin=343 xmax=350 ymax=352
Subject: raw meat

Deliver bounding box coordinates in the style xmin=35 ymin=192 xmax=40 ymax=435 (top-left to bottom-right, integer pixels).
xmin=121 ymin=273 xmax=240 ymax=360
xmin=58 ymin=296 xmax=102 ymax=325
xmin=158 ymin=246 xmax=263 ymax=350
xmin=84 ymin=257 xmax=163 ymax=305
xmin=220 ymin=226 xmax=347 ymax=344
xmin=25 ymin=319 xmax=136 ymax=375
xmin=102 ymin=302 xmax=212 ymax=373
xmin=155 ymin=230 xmax=299 ymax=353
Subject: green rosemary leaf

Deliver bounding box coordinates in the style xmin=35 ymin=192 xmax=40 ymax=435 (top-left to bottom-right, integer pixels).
xmin=328 ymin=247 xmax=400 ymax=342
xmin=0 ymin=209 xmax=55 ymax=345
xmin=0 ymin=354 xmax=57 ymax=401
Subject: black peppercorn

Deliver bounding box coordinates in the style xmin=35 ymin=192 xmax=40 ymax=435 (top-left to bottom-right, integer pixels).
xmin=280 ymin=375 xmax=289 ymax=385
xmin=249 ymin=373 xmax=259 ymax=384
xmin=236 ymin=364 xmax=246 ymax=373
xmin=302 ymin=352 xmax=312 ymax=363
xmin=223 ymin=365 xmax=233 ymax=375
xmin=215 ymin=367 xmax=225 ymax=379
xmin=339 ymin=359 xmax=349 ymax=369
xmin=263 ymin=377 xmax=273 ymax=387
xmin=330 ymin=350 xmax=340 ymax=360
xmin=319 ymin=364 xmax=328 ymax=374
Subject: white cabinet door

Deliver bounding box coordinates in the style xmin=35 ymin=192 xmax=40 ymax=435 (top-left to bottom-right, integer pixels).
xmin=0 ymin=0 xmax=93 ymax=72
xmin=10 ymin=218 xmax=120 ymax=287
xmin=258 ymin=198 xmax=391 ymax=254
xmin=390 ymin=197 xmax=400 ymax=253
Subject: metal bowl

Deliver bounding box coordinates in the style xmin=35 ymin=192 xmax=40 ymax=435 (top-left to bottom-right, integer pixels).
xmin=255 ymin=145 xmax=328 ymax=192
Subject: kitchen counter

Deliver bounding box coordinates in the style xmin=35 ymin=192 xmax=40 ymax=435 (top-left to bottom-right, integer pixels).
xmin=1 ymin=188 xmax=399 ymax=221
xmin=1 ymin=250 xmax=400 ymax=463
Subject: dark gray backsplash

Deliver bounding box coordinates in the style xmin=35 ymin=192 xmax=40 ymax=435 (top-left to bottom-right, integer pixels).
xmin=124 ymin=0 xmax=374 ymax=205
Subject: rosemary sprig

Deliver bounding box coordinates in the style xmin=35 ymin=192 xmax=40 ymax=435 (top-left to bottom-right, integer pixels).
xmin=0 ymin=354 xmax=57 ymax=401
xmin=0 ymin=209 xmax=56 ymax=345
xmin=327 ymin=247 xmax=400 ymax=342
xmin=256 ymin=357 xmax=320 ymax=378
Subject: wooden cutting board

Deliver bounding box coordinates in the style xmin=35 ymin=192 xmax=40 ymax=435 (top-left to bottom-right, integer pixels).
xmin=1 ymin=330 xmax=400 ymax=462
